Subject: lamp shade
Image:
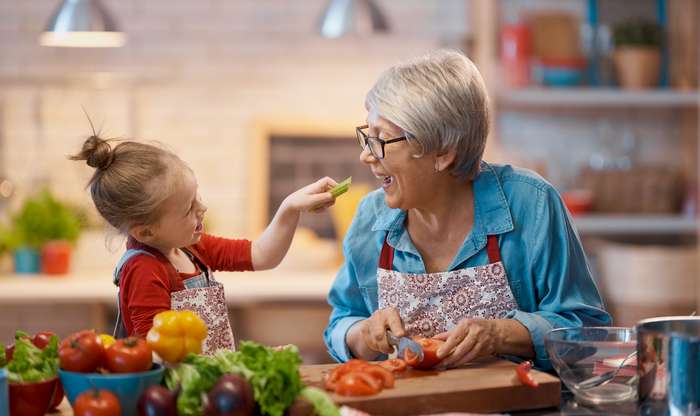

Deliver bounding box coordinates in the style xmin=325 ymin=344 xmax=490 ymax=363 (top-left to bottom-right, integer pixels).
xmin=318 ymin=0 xmax=389 ymax=39
xmin=39 ymin=0 xmax=125 ymax=47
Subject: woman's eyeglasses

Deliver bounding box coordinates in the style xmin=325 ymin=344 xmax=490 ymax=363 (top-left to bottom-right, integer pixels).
xmin=356 ymin=125 xmax=408 ymax=160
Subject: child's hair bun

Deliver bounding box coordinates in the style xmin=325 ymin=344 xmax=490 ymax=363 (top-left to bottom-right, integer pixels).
xmin=71 ymin=135 xmax=114 ymax=170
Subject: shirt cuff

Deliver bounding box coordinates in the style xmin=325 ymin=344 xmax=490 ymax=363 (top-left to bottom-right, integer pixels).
xmin=330 ymin=316 xmax=365 ymax=362
xmin=506 ymin=309 xmax=554 ymax=370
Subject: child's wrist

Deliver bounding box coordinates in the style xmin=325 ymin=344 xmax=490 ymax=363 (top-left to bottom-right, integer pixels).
xmin=280 ymin=197 xmax=300 ymax=216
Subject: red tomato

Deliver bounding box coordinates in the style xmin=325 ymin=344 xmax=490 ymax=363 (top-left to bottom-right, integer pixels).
xmin=360 ymin=364 xmax=394 ymax=388
xmin=335 ymin=372 xmax=382 ymax=396
xmin=59 ymin=330 xmax=105 ymax=373
xmin=73 ymin=389 xmax=121 ymax=416
xmin=104 ymin=337 xmax=152 ymax=373
xmin=405 ymin=337 xmax=445 ymax=370
xmin=32 ymin=331 xmax=57 ymax=349
xmin=378 ymin=358 xmax=408 ymax=373
xmin=5 ymin=344 xmax=14 ymax=362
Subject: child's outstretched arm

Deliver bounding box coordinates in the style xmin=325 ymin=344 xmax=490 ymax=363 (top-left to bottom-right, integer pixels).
xmin=251 ymin=177 xmax=337 ymax=270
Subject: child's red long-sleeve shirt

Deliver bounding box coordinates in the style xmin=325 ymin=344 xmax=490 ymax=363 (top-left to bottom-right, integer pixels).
xmin=118 ymin=233 xmax=253 ymax=336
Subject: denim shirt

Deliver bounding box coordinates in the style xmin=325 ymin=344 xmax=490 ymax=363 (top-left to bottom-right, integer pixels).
xmin=323 ymin=162 xmax=611 ymax=369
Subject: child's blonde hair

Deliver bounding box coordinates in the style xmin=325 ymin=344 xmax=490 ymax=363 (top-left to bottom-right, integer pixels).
xmin=70 ymin=135 xmax=187 ymax=232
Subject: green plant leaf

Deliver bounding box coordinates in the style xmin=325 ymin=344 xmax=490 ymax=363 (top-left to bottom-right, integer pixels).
xmin=1 ymin=189 xmax=82 ymax=250
xmin=613 ymin=19 xmax=663 ymax=48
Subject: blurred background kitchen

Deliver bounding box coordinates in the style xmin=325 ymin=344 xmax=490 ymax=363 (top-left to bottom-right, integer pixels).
xmin=0 ymin=0 xmax=697 ymax=364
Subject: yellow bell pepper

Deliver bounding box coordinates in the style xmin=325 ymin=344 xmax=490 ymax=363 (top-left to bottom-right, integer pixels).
xmin=99 ymin=333 xmax=116 ymax=348
xmin=146 ymin=310 xmax=208 ymax=363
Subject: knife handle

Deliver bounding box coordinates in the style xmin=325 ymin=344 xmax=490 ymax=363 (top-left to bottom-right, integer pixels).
xmin=386 ymin=330 xmax=400 ymax=347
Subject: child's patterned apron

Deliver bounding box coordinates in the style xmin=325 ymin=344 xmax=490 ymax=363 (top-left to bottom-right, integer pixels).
xmin=377 ymin=234 xmax=518 ymax=338
xmin=112 ymin=248 xmax=235 ymax=353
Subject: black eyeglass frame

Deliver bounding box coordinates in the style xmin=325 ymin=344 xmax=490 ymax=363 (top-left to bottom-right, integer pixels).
xmin=355 ymin=124 xmax=408 ymax=160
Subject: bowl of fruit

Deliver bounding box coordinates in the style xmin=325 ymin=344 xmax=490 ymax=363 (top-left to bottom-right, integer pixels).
xmin=57 ymin=330 xmax=163 ymax=416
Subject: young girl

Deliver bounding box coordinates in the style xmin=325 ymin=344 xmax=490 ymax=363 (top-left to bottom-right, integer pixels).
xmin=71 ymin=135 xmax=337 ymax=353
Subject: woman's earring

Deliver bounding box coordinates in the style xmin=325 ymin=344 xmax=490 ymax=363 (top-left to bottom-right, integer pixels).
xmin=434 ymin=161 xmax=440 ymax=173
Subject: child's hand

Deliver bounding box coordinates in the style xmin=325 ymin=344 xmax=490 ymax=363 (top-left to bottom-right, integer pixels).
xmin=282 ymin=177 xmax=338 ymax=213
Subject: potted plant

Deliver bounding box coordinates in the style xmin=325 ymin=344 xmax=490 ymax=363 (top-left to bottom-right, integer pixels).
xmin=1 ymin=190 xmax=82 ymax=275
xmin=612 ymin=19 xmax=663 ymax=89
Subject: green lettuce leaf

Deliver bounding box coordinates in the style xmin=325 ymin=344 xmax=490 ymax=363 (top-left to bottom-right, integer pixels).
xmin=0 ymin=344 xmax=7 ymax=368
xmin=7 ymin=334 xmax=58 ymax=383
xmin=214 ymin=342 xmax=303 ymax=416
xmin=164 ymin=341 xmax=304 ymax=416
xmin=300 ymin=387 xmax=340 ymax=416
xmin=165 ymin=354 xmax=223 ymax=416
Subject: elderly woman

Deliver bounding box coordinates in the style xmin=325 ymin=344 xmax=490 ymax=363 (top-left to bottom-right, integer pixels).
xmin=323 ymin=50 xmax=610 ymax=369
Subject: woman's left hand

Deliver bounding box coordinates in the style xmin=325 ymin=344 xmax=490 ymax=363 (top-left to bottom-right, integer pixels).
xmin=433 ymin=318 xmax=503 ymax=368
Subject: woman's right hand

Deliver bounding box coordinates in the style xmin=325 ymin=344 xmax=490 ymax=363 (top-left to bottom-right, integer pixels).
xmin=348 ymin=307 xmax=406 ymax=358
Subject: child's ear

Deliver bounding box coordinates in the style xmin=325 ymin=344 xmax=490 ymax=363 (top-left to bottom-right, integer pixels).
xmin=129 ymin=224 xmax=154 ymax=242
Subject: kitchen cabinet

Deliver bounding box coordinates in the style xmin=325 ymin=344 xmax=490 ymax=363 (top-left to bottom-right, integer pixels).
xmin=470 ymin=0 xmax=700 ymax=316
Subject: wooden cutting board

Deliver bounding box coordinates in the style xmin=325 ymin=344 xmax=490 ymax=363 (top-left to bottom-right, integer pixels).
xmin=300 ymin=358 xmax=560 ymax=415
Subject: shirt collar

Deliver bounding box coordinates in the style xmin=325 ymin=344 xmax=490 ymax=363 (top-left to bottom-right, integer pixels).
xmin=370 ymin=161 xmax=514 ymax=236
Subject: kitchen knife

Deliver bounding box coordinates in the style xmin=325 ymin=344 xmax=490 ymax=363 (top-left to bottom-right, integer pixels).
xmin=387 ymin=331 xmax=424 ymax=362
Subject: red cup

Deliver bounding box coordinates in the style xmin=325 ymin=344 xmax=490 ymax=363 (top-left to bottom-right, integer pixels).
xmin=9 ymin=377 xmax=59 ymax=416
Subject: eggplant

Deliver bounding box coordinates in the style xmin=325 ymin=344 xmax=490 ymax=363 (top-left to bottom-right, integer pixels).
xmin=138 ymin=385 xmax=178 ymax=416
xmin=204 ymin=374 xmax=255 ymax=416
xmin=284 ymin=398 xmax=315 ymax=416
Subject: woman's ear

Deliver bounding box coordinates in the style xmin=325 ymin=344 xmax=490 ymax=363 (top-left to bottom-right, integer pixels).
xmin=434 ymin=148 xmax=457 ymax=173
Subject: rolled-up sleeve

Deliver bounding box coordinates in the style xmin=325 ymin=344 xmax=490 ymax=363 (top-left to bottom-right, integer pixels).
xmin=323 ymin=195 xmax=378 ymax=362
xmin=509 ymin=184 xmax=611 ymax=369
xmin=324 ymin=250 xmax=372 ymax=362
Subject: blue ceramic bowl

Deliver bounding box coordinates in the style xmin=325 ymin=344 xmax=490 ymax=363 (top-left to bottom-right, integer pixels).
xmin=58 ymin=364 xmax=164 ymax=416
xmin=541 ymin=66 xmax=584 ymax=87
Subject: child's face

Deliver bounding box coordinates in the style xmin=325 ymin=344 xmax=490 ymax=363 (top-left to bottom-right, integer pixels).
xmin=148 ymin=168 xmax=207 ymax=250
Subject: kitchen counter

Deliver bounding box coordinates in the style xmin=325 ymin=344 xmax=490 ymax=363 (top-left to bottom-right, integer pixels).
xmin=0 ymin=268 xmax=338 ymax=304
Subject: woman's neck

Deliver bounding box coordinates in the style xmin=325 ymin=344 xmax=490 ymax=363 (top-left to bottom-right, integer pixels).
xmin=408 ymin=176 xmax=474 ymax=237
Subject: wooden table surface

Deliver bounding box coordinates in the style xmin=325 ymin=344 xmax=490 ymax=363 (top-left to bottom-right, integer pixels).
xmin=50 ymin=359 xmax=560 ymax=416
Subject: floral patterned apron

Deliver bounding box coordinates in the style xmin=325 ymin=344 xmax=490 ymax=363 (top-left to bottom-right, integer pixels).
xmin=377 ymin=234 xmax=518 ymax=338
xmin=113 ymin=248 xmax=235 ymax=354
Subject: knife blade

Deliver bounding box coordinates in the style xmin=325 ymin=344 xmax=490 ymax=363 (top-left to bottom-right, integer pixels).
xmin=387 ymin=331 xmax=424 ymax=362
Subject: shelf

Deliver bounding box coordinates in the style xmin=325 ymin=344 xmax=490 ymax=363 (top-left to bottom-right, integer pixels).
xmin=573 ymin=214 xmax=698 ymax=235
xmin=496 ymin=88 xmax=700 ymax=108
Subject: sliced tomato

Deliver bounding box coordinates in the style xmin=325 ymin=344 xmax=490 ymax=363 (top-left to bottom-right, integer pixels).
xmin=405 ymin=337 xmax=445 ymax=370
xmin=360 ymin=364 xmax=394 ymax=388
xmin=378 ymin=358 xmax=407 ymax=373
xmin=345 ymin=359 xmax=370 ymax=367
xmin=335 ymin=371 xmax=382 ymax=396
xmin=324 ymin=360 xmax=371 ymax=391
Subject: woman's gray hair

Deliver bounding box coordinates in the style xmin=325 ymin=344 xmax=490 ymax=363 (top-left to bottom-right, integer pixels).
xmin=365 ymin=49 xmax=490 ymax=179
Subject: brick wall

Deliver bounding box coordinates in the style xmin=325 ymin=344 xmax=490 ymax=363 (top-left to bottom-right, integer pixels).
xmin=0 ymin=0 xmax=469 ymax=238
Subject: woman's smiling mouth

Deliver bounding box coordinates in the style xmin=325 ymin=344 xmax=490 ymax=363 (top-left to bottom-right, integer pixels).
xmin=377 ymin=174 xmax=394 ymax=189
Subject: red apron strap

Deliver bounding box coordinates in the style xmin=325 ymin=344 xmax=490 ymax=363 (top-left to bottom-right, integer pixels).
xmin=486 ymin=235 xmax=501 ymax=264
xmin=379 ymin=233 xmax=394 ymax=270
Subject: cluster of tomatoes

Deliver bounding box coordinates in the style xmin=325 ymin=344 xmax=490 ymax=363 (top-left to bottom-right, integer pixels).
xmin=59 ymin=329 xmax=153 ymax=374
